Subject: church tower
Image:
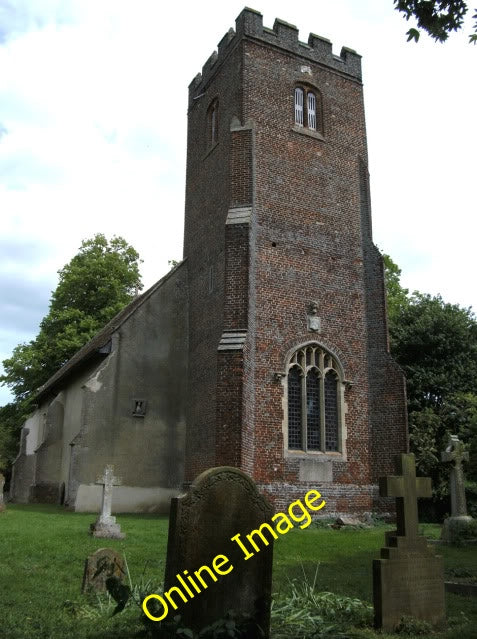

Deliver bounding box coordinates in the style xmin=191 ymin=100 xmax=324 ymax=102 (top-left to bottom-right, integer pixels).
xmin=183 ymin=8 xmax=408 ymax=513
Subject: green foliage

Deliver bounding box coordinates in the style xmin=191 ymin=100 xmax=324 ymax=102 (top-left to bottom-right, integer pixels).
xmin=394 ymin=0 xmax=477 ymax=43
xmin=446 ymin=567 xmax=476 ymax=581
xmin=382 ymin=253 xmax=410 ymax=325
xmin=0 ymin=234 xmax=142 ymax=469
xmin=382 ymin=253 xmax=477 ymax=512
xmin=0 ymin=399 xmax=32 ymax=472
xmin=62 ymin=596 xmax=117 ymax=619
xmin=1 ymin=234 xmax=142 ymax=403
xmin=395 ymin=614 xmax=433 ymax=635
xmin=391 ymin=293 xmax=477 ymax=507
xmin=471 ymin=8 xmax=477 ymax=41
xmin=50 ymin=235 xmax=142 ymax=320
xmin=144 ymin=615 xmax=195 ymax=639
xmin=199 ymin=610 xmax=263 ymax=638
xmin=143 ymin=614 xmax=195 ymax=639
xmin=2 ymin=507 xmax=477 ymax=639
xmin=445 ymin=517 xmax=477 ymax=544
xmin=467 ymin=482 xmax=477 ymax=517
xmin=271 ymin=566 xmax=373 ymax=638
xmin=468 ymin=424 xmax=477 ymax=482
xmin=409 ymin=406 xmax=449 ymax=495
xmin=390 ymin=293 xmax=477 ymax=411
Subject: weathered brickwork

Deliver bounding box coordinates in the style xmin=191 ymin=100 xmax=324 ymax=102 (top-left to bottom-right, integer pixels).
xmin=183 ymin=8 xmax=408 ymax=514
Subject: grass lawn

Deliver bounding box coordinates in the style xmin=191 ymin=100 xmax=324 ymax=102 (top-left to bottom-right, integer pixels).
xmin=0 ymin=505 xmax=476 ymax=638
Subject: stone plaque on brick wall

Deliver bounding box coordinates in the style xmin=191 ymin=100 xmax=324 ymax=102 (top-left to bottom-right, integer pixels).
xmin=373 ymin=453 xmax=445 ymax=631
xmin=82 ymin=548 xmax=125 ymax=593
xmin=163 ymin=467 xmax=274 ymax=637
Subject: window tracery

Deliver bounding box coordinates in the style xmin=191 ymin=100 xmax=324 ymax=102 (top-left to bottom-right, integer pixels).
xmin=286 ymin=344 xmax=343 ymax=454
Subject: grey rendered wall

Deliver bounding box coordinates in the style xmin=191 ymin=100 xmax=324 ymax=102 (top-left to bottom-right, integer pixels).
xmin=9 ymin=411 xmax=42 ymax=502
xmin=73 ymin=264 xmax=188 ymax=512
xmin=30 ymin=393 xmax=65 ymax=502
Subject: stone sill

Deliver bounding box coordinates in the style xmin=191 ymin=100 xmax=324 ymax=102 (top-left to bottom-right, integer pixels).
xmin=292 ymin=125 xmax=325 ymax=141
xmin=285 ymin=450 xmax=344 ymax=462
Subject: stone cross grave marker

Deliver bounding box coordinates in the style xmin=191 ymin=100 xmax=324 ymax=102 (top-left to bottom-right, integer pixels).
xmin=442 ymin=434 xmax=469 ymax=517
xmin=82 ymin=547 xmax=125 ymax=593
xmin=0 ymin=473 xmax=5 ymax=512
xmin=441 ymin=434 xmax=474 ymax=543
xmin=163 ymin=466 xmax=274 ymax=638
xmin=373 ymin=453 xmax=445 ymax=631
xmin=380 ymin=450 xmax=432 ymax=539
xmin=89 ymin=464 xmax=125 ymax=539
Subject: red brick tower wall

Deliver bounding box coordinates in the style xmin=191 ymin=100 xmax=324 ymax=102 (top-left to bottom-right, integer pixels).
xmin=183 ymin=8 xmax=408 ymax=514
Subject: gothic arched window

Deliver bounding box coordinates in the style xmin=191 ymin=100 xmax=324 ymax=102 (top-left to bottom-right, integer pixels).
xmin=294 ymin=86 xmax=323 ymax=134
xmin=286 ymin=344 xmax=343 ymax=453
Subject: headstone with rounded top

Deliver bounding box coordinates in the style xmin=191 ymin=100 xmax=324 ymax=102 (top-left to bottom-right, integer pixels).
xmin=164 ymin=466 xmax=274 ymax=638
xmin=82 ymin=547 xmax=125 ymax=593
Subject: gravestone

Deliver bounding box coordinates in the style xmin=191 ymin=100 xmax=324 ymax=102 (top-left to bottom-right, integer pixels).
xmin=0 ymin=473 xmax=5 ymax=512
xmin=82 ymin=547 xmax=125 ymax=593
xmin=373 ymin=453 xmax=445 ymax=631
xmin=164 ymin=467 xmax=274 ymax=637
xmin=89 ymin=465 xmax=125 ymax=539
xmin=441 ymin=434 xmax=474 ymax=543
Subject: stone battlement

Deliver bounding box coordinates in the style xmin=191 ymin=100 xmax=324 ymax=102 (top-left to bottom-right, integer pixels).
xmin=189 ymin=7 xmax=362 ymax=97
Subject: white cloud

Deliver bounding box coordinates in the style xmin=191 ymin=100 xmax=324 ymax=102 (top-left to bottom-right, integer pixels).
xmin=1 ymin=0 xmax=476 ymax=406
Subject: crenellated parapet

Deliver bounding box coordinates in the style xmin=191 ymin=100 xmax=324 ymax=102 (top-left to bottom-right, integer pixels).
xmin=189 ymin=7 xmax=362 ymax=100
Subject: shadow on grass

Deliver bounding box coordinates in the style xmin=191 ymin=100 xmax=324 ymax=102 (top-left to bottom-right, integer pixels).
xmin=7 ymin=503 xmax=169 ymax=520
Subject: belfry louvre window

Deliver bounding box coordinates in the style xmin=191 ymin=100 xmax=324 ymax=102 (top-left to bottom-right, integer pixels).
xmin=307 ymin=92 xmax=316 ymax=130
xmin=294 ymin=86 xmax=321 ymax=133
xmin=294 ymin=87 xmax=304 ymax=126
xmin=287 ymin=345 xmax=342 ymax=453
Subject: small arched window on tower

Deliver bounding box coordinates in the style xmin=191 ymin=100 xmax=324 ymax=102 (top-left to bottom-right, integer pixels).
xmin=207 ymin=98 xmax=219 ymax=147
xmin=286 ymin=344 xmax=343 ymax=454
xmin=294 ymin=86 xmax=322 ymax=134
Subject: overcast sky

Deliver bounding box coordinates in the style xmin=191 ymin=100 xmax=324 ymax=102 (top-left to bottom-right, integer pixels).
xmin=1 ymin=0 xmax=476 ymax=407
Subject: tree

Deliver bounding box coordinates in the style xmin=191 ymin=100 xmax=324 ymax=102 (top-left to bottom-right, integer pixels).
xmin=50 ymin=235 xmax=142 ymax=321
xmin=0 ymin=402 xmax=29 ymax=473
xmin=1 ymin=234 xmax=142 ymax=403
xmin=388 ymin=289 xmax=477 ymax=508
xmin=381 ymin=253 xmax=477 ymax=509
xmin=394 ymin=0 xmax=477 ymax=43
xmin=0 ymin=234 xmax=142 ymax=471
xmin=382 ymin=253 xmax=410 ymax=326
xmin=390 ymin=293 xmax=477 ymax=412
